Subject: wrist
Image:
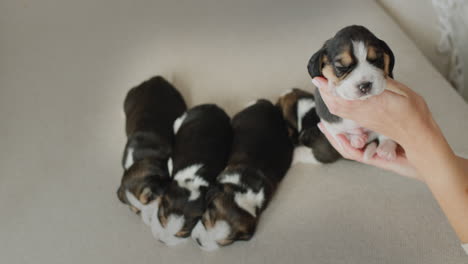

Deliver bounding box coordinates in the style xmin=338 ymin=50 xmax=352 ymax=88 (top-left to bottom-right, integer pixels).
xmin=402 ymin=121 xmax=455 ymax=169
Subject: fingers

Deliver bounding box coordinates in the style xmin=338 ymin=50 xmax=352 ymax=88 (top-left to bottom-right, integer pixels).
xmin=317 ymin=123 xmax=421 ymax=180
xmin=385 ymin=78 xmax=412 ymax=98
xmin=313 ymin=77 xmax=353 ymax=117
xmin=311 ymin=77 xmax=327 ymax=90
xmin=317 ymin=123 xmax=365 ymax=162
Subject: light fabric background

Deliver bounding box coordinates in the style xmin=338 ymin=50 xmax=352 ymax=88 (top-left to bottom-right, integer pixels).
xmin=378 ymin=0 xmax=468 ymax=100
xmin=1 ymin=0 xmax=467 ymax=263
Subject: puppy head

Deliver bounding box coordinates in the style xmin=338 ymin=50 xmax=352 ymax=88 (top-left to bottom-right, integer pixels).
xmin=307 ymin=25 xmax=394 ymax=100
xmin=192 ymin=171 xmax=264 ymax=251
xmin=150 ymin=164 xmax=208 ymax=246
xmin=117 ymin=158 xmax=170 ymax=213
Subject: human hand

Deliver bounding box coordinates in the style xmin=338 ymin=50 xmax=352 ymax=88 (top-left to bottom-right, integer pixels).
xmin=317 ymin=122 xmax=421 ymax=181
xmin=312 ymin=77 xmax=439 ymax=152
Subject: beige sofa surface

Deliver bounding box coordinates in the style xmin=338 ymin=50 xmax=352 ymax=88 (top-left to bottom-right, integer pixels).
xmin=1 ymin=0 xmax=467 ymax=263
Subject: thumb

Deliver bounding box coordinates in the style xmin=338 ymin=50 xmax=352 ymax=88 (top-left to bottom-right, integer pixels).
xmin=312 ymin=77 xmax=328 ymax=90
xmin=386 ymin=78 xmax=411 ymax=97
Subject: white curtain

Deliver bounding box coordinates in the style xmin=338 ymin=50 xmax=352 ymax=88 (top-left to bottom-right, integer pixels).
xmin=432 ymin=0 xmax=468 ymax=100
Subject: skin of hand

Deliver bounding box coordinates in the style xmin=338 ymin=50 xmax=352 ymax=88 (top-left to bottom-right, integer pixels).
xmin=312 ymin=77 xmax=435 ymax=146
xmin=313 ymin=76 xmax=468 ymax=243
xmin=317 ymin=122 xmax=420 ymax=180
xmin=312 ymin=77 xmax=450 ymax=167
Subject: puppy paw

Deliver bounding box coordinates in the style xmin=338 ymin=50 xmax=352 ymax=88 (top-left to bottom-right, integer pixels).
xmin=376 ymin=139 xmax=397 ymax=160
xmin=363 ymin=142 xmax=378 ymax=161
xmin=349 ymin=133 xmax=368 ymax=149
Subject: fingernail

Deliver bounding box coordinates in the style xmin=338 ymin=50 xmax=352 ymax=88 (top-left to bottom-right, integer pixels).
xmin=312 ymin=78 xmax=321 ymax=88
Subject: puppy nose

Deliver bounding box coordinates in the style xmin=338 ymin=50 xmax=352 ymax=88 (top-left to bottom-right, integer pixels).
xmin=358 ymin=82 xmax=372 ymax=94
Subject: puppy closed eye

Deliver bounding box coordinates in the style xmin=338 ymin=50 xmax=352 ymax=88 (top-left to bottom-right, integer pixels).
xmin=336 ymin=66 xmax=350 ymax=72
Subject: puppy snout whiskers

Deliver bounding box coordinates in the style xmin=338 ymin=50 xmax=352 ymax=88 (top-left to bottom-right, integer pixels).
xmin=358 ymin=81 xmax=372 ymax=94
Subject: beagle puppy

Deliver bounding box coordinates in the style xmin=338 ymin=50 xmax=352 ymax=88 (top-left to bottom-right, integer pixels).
xmin=277 ymin=88 xmax=341 ymax=164
xmin=150 ymin=104 xmax=232 ymax=246
xmin=307 ymin=25 xmax=397 ymax=160
xmin=117 ymin=76 xmax=187 ymax=217
xmin=191 ymin=99 xmax=293 ymax=251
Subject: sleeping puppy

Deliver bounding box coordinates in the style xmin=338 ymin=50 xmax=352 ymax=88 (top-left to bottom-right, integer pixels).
xmin=150 ymin=104 xmax=232 ymax=246
xmin=307 ymin=25 xmax=397 ymax=160
xmin=191 ymin=99 xmax=293 ymax=251
xmin=277 ymin=88 xmax=341 ymax=164
xmin=117 ymin=76 xmax=187 ymax=218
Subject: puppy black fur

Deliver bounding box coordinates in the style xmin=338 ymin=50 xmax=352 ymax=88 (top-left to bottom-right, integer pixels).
xmin=157 ymin=104 xmax=232 ymax=239
xmin=307 ymin=25 xmax=394 ymax=124
xmin=193 ymin=100 xmax=293 ymax=248
xmin=277 ymin=88 xmax=340 ymax=163
xmin=117 ymin=76 xmax=187 ymax=211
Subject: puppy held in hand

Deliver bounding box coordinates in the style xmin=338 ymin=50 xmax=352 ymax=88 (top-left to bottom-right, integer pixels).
xmin=307 ymin=25 xmax=398 ymax=160
xmin=117 ymin=76 xmax=187 ymax=219
xmin=191 ymin=99 xmax=293 ymax=251
xmin=150 ymin=104 xmax=232 ymax=246
xmin=277 ymin=88 xmax=340 ymax=164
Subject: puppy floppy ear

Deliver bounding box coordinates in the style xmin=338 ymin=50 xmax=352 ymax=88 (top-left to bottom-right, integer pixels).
xmin=116 ymin=186 xmax=126 ymax=204
xmin=307 ymin=41 xmax=329 ymax=78
xmin=379 ymin=39 xmax=395 ymax=78
xmin=148 ymin=177 xmax=170 ymax=197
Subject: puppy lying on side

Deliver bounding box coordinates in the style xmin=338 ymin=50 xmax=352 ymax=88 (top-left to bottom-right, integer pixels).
xmin=150 ymin=104 xmax=232 ymax=246
xmin=191 ymin=99 xmax=293 ymax=251
xmin=277 ymin=88 xmax=341 ymax=164
xmin=117 ymin=76 xmax=187 ymax=218
xmin=307 ymin=25 xmax=397 ymax=160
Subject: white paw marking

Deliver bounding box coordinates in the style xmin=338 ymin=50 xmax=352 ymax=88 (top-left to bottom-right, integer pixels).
xmin=173 ymin=112 xmax=187 ymax=134
xmin=297 ymin=98 xmax=315 ymax=132
xmin=234 ymin=188 xmax=264 ymax=217
xmin=174 ymin=164 xmax=208 ymax=201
